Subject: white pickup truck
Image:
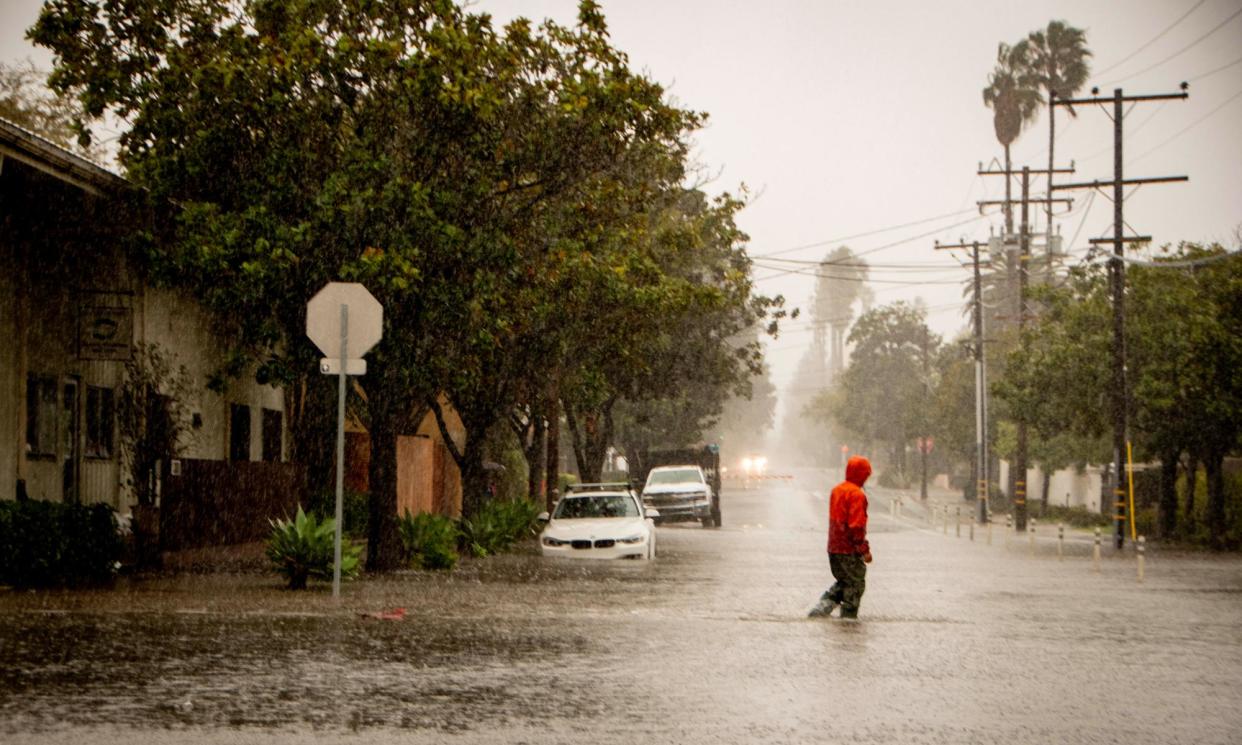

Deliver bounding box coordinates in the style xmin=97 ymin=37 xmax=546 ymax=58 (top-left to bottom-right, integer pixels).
xmin=640 ymin=465 xmax=720 ymax=528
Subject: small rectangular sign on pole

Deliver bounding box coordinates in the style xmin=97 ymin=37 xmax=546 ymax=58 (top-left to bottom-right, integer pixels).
xmin=306 ymin=282 xmax=383 ymax=599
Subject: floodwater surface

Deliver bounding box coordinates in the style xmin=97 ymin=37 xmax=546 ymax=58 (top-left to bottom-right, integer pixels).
xmin=2 ymin=472 xmax=1241 ymax=744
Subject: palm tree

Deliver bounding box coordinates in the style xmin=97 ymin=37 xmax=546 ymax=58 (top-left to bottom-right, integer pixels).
xmin=1025 ymin=21 xmax=1091 ymax=248
xmin=982 ymin=42 xmax=1042 ymax=235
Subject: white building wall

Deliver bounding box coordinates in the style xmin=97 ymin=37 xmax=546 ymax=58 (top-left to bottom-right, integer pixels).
xmin=139 ymin=287 xmax=285 ymax=464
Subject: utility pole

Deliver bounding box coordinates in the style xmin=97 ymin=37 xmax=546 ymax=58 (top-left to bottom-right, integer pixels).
xmin=919 ymin=323 xmax=930 ymax=501
xmin=977 ymin=164 xmax=1074 ymax=532
xmin=934 ymin=238 xmax=990 ymax=523
xmin=1014 ymin=166 xmax=1031 ymax=533
xmin=1050 ymin=85 xmax=1189 ymax=550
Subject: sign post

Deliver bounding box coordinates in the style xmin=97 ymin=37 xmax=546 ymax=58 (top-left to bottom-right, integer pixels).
xmin=307 ymin=282 xmax=382 ymax=598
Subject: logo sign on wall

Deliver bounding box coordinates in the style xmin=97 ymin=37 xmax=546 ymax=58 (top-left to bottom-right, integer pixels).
xmin=78 ymin=305 xmax=133 ymax=361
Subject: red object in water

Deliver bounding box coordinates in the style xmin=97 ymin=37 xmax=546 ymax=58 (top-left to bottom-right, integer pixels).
xmin=361 ymin=607 xmax=407 ymax=621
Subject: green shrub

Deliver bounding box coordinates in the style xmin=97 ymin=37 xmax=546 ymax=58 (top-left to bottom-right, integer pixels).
xmin=397 ymin=511 xmax=459 ymax=570
xmin=458 ymin=498 xmax=541 ymax=558
xmin=558 ymin=472 xmax=579 ymax=494
xmin=266 ymin=506 xmax=360 ymax=590
xmin=0 ymin=500 xmax=122 ymax=587
xmin=306 ymin=488 xmax=369 ymax=538
xmin=1035 ymin=503 xmax=1112 ymax=529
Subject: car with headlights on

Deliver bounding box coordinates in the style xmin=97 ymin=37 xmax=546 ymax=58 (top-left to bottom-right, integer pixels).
xmin=539 ymin=484 xmax=658 ymax=560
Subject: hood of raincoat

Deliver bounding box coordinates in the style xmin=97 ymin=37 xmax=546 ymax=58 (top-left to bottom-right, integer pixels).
xmin=845 ymin=456 xmax=872 ymax=487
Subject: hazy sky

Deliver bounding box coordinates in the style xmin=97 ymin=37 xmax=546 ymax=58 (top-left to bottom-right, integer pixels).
xmin=4 ymin=0 xmax=1241 ymax=406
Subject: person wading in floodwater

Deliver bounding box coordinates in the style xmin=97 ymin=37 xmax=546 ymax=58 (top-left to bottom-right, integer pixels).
xmin=809 ymin=455 xmax=873 ymax=619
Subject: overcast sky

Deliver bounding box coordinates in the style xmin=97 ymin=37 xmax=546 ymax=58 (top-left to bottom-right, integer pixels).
xmin=4 ymin=0 xmax=1241 ymax=410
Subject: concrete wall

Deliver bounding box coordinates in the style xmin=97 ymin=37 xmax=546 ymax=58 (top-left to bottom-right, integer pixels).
xmin=999 ymin=460 xmax=1105 ymax=513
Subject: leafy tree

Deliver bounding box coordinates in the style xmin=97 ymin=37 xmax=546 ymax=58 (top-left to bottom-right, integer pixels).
xmin=998 ymin=245 xmax=1242 ymax=546
xmin=811 ymin=302 xmax=939 ymax=484
xmin=1024 ymin=21 xmax=1091 ymax=235
xmin=563 ymin=188 xmax=783 ymax=481
xmin=982 ymin=41 xmax=1041 ymax=232
xmin=31 ymin=0 xmax=736 ymax=568
xmin=0 ymin=58 xmax=102 ymax=159
xmin=781 ymin=246 xmax=868 ymax=466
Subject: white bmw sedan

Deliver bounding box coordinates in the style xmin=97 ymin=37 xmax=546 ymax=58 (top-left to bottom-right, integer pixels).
xmin=539 ymin=487 xmax=658 ymax=560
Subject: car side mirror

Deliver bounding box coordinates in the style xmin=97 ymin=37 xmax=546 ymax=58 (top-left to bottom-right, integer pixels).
xmin=537 ymin=511 xmax=550 ymax=522
xmin=645 ymin=508 xmax=661 ymax=519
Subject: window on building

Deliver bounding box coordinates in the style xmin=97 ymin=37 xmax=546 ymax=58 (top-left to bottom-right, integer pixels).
xmin=85 ymin=386 xmax=115 ymax=459
xmin=229 ymin=404 xmax=251 ymax=462
xmin=25 ymin=375 xmax=58 ymax=457
xmin=261 ymin=408 xmax=283 ymax=463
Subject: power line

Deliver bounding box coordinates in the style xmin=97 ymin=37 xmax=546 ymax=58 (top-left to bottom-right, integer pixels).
xmin=751 ymin=262 xmax=966 ymax=285
xmin=1101 ymin=4 xmax=1242 ymax=86
xmin=753 ymin=207 xmax=977 ymax=259
xmin=1093 ymin=0 xmax=1209 ymax=79
xmin=1189 ymin=52 xmax=1242 ymax=81
xmin=1129 ymin=86 xmax=1242 ymax=164
xmin=756 ymin=256 xmax=968 ymax=271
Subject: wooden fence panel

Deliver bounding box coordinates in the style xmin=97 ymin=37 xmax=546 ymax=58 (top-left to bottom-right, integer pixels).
xmin=160 ymin=459 xmax=306 ymax=550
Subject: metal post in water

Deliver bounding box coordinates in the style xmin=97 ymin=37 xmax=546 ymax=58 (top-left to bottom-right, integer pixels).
xmin=987 ymin=520 xmax=993 ymax=546
xmin=333 ymin=303 xmax=348 ymax=600
xmin=955 ymin=506 xmax=961 ymax=538
xmin=943 ymin=508 xmax=949 ymax=535
xmin=1057 ymin=523 xmax=1064 ymax=561
xmin=969 ymin=519 xmax=975 ymax=542
xmin=1029 ymin=517 xmax=1037 ymax=556
xmin=1005 ymin=513 xmax=1012 ymax=547
xmin=1137 ymin=535 xmax=1146 ymax=582
xmin=1093 ymin=527 xmax=1101 ymax=573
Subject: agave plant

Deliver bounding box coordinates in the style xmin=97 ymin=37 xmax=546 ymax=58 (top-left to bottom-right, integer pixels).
xmin=458 ymin=499 xmax=541 ymax=558
xmin=397 ymin=512 xmax=459 ymax=570
xmin=266 ymin=506 xmax=361 ymax=590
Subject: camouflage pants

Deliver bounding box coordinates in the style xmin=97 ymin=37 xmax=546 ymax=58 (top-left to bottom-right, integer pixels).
xmin=825 ymin=553 xmax=867 ymax=617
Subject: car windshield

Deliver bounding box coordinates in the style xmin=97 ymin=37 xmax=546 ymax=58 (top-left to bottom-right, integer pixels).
xmin=646 ymin=468 xmax=702 ymax=485
xmin=554 ymin=495 xmax=639 ymax=519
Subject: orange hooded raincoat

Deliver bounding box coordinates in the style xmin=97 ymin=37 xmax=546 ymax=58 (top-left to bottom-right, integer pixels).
xmin=828 ymin=456 xmax=871 ymax=555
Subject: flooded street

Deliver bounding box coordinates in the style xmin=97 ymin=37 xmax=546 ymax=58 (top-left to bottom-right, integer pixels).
xmin=3 ymin=475 xmax=1241 ymax=744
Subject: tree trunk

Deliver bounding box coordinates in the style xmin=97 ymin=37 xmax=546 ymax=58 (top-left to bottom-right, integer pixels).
xmin=527 ymin=413 xmax=545 ymax=503
xmin=459 ymin=434 xmax=489 ymax=521
xmin=545 ymin=392 xmax=561 ymax=513
xmin=1158 ymin=451 xmax=1179 ymax=539
xmin=427 ymin=397 xmax=498 ymax=522
xmin=1183 ymin=455 xmax=1198 ymax=535
xmin=1004 ymin=143 xmax=1014 ymax=235
xmin=365 ymin=400 xmax=403 ymax=572
xmin=1205 ymin=450 xmax=1227 ymax=550
xmin=508 ymin=406 xmax=546 ymax=504
xmin=565 ymin=400 xmax=615 ymax=484
xmin=1041 ymin=467 xmax=1051 ymax=517
xmin=286 ymin=373 xmax=337 ymax=495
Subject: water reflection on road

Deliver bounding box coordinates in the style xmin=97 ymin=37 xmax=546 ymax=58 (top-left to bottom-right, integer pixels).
xmin=2 ymin=473 xmax=1241 ymax=744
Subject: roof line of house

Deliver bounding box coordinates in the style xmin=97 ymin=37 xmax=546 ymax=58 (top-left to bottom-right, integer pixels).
xmin=0 ymin=116 xmax=127 ymax=195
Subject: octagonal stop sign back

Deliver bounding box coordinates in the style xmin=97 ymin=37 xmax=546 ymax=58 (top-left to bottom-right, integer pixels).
xmin=306 ymin=282 xmax=383 ymax=361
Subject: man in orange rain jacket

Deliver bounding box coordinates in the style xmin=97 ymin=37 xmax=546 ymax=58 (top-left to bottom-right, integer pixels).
xmin=809 ymin=455 xmax=873 ymax=619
